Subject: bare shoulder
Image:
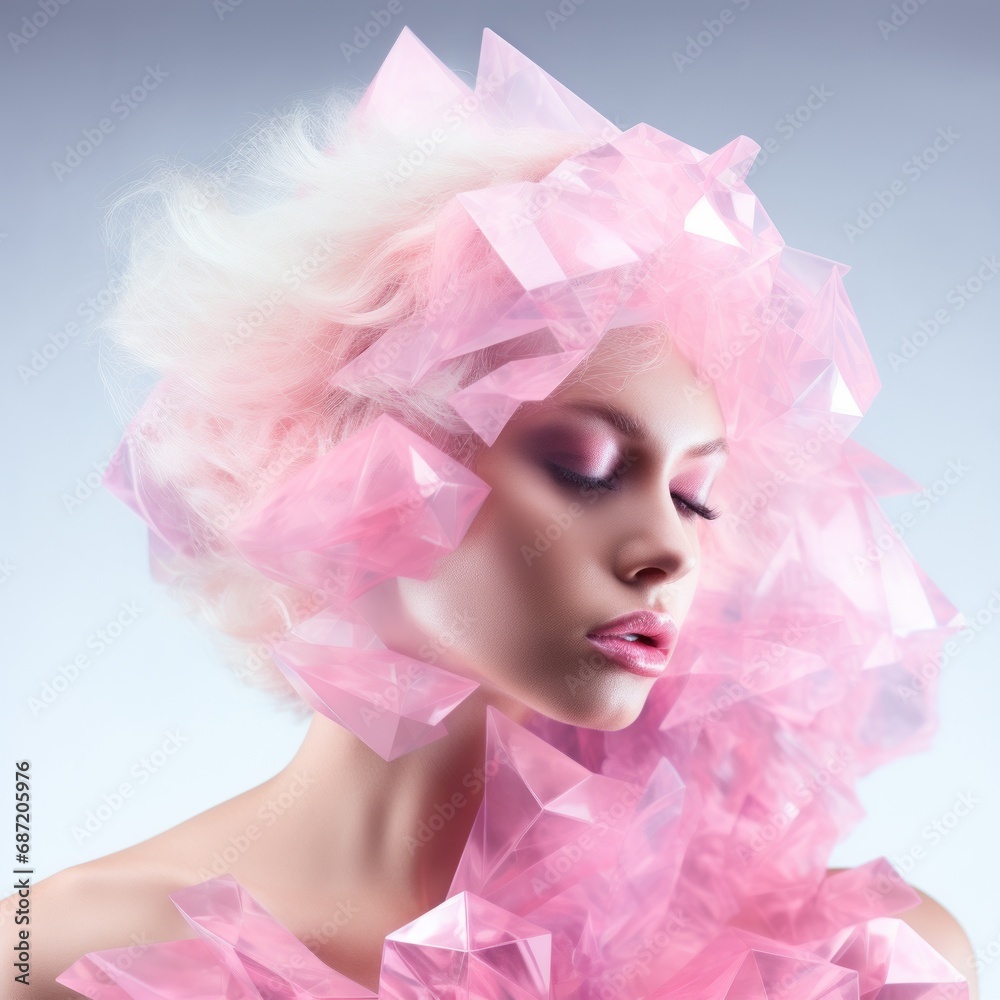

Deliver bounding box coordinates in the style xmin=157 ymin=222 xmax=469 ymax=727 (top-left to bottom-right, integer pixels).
xmin=0 ymin=773 xmax=290 ymax=999
xmin=895 ymin=883 xmax=979 ymax=999
xmin=825 ymin=867 xmax=979 ymax=1000
xmin=0 ymin=853 xmax=195 ymax=1000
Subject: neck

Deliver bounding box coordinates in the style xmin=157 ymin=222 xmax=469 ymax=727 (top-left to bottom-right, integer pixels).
xmin=262 ymin=683 xmax=535 ymax=918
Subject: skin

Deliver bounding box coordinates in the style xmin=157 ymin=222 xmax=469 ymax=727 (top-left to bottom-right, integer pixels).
xmin=2 ymin=328 xmax=979 ymax=998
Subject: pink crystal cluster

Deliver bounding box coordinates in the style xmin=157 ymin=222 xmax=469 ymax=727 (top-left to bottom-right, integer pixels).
xmin=66 ymin=25 xmax=970 ymax=1000
xmin=58 ymin=712 xmax=968 ymax=998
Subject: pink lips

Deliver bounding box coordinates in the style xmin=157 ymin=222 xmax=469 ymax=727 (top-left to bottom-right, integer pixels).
xmin=585 ymin=610 xmax=679 ymax=678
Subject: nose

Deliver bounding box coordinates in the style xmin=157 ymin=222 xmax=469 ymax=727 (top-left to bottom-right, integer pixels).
xmin=612 ymin=492 xmax=698 ymax=587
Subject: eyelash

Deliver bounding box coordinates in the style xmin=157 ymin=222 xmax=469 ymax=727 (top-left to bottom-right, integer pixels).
xmin=547 ymin=463 xmax=722 ymax=521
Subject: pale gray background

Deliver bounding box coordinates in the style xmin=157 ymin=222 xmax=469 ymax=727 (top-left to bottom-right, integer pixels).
xmin=2 ymin=0 xmax=998 ymax=989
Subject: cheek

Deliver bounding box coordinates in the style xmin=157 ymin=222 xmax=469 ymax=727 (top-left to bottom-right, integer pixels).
xmin=465 ymin=483 xmax=554 ymax=576
xmin=450 ymin=467 xmax=580 ymax=602
xmin=667 ymin=532 xmax=703 ymax=622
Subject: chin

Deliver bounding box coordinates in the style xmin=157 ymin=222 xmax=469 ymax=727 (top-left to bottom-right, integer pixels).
xmin=528 ymin=684 xmax=649 ymax=732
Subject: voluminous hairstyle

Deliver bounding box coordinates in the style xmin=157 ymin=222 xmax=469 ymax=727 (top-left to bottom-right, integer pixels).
xmin=96 ymin=85 xmax=663 ymax=713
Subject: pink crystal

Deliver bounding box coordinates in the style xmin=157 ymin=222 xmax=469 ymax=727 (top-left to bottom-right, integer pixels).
xmin=379 ymin=891 xmax=551 ymax=1000
xmin=269 ymin=634 xmax=480 ymax=761
xmin=227 ymin=413 xmax=492 ymax=610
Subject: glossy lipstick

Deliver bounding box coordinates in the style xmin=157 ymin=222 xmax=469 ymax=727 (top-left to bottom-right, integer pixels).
xmin=585 ymin=610 xmax=678 ymax=678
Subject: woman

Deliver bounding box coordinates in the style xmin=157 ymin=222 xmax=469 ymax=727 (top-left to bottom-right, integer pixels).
xmin=8 ymin=26 xmax=977 ymax=1000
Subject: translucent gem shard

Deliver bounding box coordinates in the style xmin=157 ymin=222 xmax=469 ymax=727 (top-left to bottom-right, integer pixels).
xmin=649 ymin=926 xmax=858 ymax=999
xmin=269 ymin=636 xmax=480 ymax=761
xmin=448 ymin=706 xmax=641 ymax=913
xmin=56 ymin=875 xmax=377 ymax=1000
xmin=379 ymin=890 xmax=552 ymax=1000
xmin=227 ymin=413 xmax=492 ymax=610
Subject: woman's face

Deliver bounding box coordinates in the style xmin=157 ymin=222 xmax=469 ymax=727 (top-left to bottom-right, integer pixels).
xmin=354 ymin=329 xmax=729 ymax=731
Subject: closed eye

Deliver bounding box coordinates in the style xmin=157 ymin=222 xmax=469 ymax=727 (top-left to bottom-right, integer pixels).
xmin=546 ymin=462 xmax=722 ymax=520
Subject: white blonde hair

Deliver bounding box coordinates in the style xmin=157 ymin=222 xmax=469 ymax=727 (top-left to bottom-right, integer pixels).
xmin=96 ymin=84 xmax=664 ymax=712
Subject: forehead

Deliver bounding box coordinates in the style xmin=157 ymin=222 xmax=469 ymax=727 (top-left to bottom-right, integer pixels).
xmin=531 ymin=327 xmax=727 ymax=445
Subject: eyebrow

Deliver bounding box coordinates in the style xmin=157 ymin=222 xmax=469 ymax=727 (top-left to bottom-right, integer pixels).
xmin=552 ymin=400 xmax=730 ymax=457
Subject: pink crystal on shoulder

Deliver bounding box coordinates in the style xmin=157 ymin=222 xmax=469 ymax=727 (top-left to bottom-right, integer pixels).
xmin=56 ymin=874 xmax=376 ymax=1000
xmin=379 ymin=890 xmax=552 ymax=1000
